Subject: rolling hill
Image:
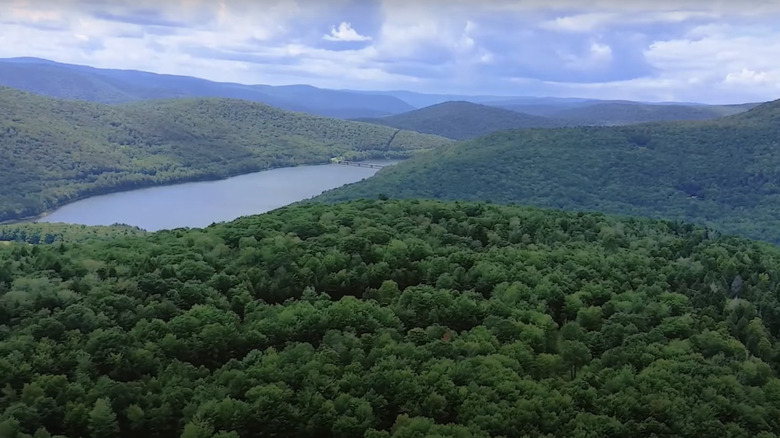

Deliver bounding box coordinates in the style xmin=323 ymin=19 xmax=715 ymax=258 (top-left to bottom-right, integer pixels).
xmin=493 ymin=101 xmax=759 ymax=124
xmin=312 ymin=99 xmax=780 ymax=244
xmin=344 ymin=89 xmax=603 ymax=108
xmin=354 ymin=101 xmax=565 ymax=140
xmin=4 ymin=199 xmax=780 ymax=437
xmin=0 ymin=86 xmax=451 ymax=222
xmin=0 ymin=58 xmax=415 ymax=118
xmin=549 ymin=101 xmax=759 ymax=125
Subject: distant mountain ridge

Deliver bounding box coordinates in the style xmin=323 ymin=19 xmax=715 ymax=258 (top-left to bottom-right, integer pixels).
xmin=499 ymin=101 xmax=761 ymax=125
xmin=354 ymin=101 xmax=566 ymax=140
xmin=312 ymin=97 xmax=780 ymax=244
xmin=352 ymin=99 xmax=759 ymax=139
xmin=0 ymin=57 xmax=415 ymax=118
xmin=0 ymin=58 xmax=762 ymax=123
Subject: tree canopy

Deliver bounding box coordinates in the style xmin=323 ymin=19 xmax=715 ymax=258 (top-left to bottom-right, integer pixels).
xmin=3 ymin=199 xmax=780 ymax=437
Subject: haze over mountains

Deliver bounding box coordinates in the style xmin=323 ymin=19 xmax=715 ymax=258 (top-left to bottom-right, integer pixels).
xmin=0 ymin=58 xmax=415 ymax=119
xmin=0 ymin=58 xmax=759 ymax=126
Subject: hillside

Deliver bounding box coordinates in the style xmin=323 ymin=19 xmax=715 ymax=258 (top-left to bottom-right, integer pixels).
xmin=3 ymin=199 xmax=780 ymax=437
xmin=0 ymin=86 xmax=451 ymax=222
xmin=313 ymin=99 xmax=780 ymax=244
xmin=355 ymin=101 xmax=564 ymax=140
xmin=0 ymin=58 xmax=414 ymax=118
xmin=494 ymin=101 xmax=759 ymax=124
xmin=550 ymin=102 xmax=758 ymax=125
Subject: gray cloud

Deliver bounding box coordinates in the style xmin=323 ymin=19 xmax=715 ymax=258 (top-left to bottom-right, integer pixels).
xmin=0 ymin=0 xmax=779 ymax=103
xmin=92 ymin=10 xmax=189 ymax=28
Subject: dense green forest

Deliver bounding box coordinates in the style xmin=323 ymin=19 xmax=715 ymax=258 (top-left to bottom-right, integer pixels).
xmin=3 ymin=199 xmax=780 ymax=437
xmin=314 ymin=99 xmax=780 ymax=244
xmin=0 ymin=86 xmax=450 ymax=222
xmin=354 ymin=101 xmax=564 ymax=140
xmin=0 ymin=223 xmax=146 ymax=244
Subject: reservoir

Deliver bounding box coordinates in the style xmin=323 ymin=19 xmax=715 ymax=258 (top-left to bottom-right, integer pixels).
xmin=32 ymin=161 xmax=394 ymax=231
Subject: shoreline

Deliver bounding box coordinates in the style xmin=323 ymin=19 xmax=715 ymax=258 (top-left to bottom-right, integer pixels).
xmin=0 ymin=163 xmax=329 ymax=226
xmin=0 ymin=158 xmax=401 ymax=227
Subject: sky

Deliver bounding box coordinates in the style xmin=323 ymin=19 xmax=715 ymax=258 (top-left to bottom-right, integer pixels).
xmin=2 ymin=0 xmax=780 ymax=103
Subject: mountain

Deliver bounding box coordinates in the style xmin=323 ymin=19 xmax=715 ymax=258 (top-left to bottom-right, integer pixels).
xmin=0 ymin=86 xmax=451 ymax=222
xmin=312 ymin=98 xmax=780 ymax=244
xmin=4 ymin=198 xmax=780 ymax=437
xmin=0 ymin=57 xmax=415 ymax=118
xmin=493 ymin=100 xmax=760 ymax=124
xmin=2 ymin=58 xmax=759 ymax=123
xmin=350 ymin=98 xmax=758 ymax=138
xmin=344 ymin=89 xmax=607 ymax=108
xmin=342 ymin=89 xmax=522 ymax=107
xmin=354 ymin=101 xmax=565 ymax=140
xmin=547 ymin=102 xmax=759 ymax=125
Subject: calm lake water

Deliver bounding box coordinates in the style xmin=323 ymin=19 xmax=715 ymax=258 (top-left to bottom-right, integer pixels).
xmin=33 ymin=161 xmax=395 ymax=231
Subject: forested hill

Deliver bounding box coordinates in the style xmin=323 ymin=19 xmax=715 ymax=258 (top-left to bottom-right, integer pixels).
xmin=546 ymin=101 xmax=758 ymax=126
xmin=313 ymin=97 xmax=780 ymax=244
xmin=4 ymin=199 xmax=780 ymax=437
xmin=0 ymin=86 xmax=451 ymax=222
xmin=354 ymin=101 xmax=565 ymax=140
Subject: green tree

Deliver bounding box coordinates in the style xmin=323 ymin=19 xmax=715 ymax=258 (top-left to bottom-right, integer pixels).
xmin=88 ymin=398 xmax=118 ymax=438
xmin=560 ymin=340 xmax=591 ymax=379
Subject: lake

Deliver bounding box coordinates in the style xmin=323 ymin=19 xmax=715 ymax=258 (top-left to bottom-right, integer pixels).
xmin=31 ymin=161 xmax=395 ymax=231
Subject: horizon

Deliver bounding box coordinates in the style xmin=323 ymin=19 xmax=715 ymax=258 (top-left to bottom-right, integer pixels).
xmin=2 ymin=1 xmax=780 ymax=104
xmin=0 ymin=56 xmax=764 ymax=107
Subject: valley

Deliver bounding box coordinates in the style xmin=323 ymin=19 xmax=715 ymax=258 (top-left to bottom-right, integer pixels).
xmin=0 ymin=86 xmax=449 ymax=224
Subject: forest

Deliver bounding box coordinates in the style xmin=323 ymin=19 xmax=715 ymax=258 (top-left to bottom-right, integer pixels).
xmin=532 ymin=101 xmax=756 ymax=126
xmin=0 ymin=86 xmax=451 ymax=223
xmin=0 ymin=223 xmax=147 ymax=245
xmin=3 ymin=199 xmax=780 ymax=437
xmin=314 ymin=99 xmax=780 ymax=245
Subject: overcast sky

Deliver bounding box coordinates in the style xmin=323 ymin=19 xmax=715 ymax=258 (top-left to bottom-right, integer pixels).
xmin=2 ymin=0 xmax=780 ymax=103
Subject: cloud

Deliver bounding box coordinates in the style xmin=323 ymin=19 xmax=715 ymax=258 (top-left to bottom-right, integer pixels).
xmin=91 ymin=10 xmax=189 ymax=28
xmin=724 ymin=69 xmax=777 ymax=85
xmin=539 ymin=11 xmax=718 ymax=33
xmin=0 ymin=0 xmax=780 ymax=103
xmin=540 ymin=13 xmax=618 ymax=33
xmin=323 ymin=22 xmax=372 ymax=42
xmin=557 ymin=41 xmax=614 ymax=71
